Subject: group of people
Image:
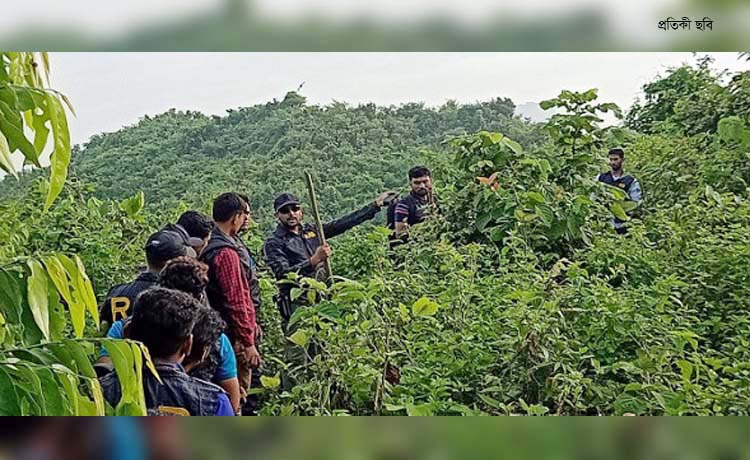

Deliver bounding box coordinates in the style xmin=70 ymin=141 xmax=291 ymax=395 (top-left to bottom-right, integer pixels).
xmin=95 ymin=166 xmax=437 ymax=415
xmin=94 ymin=151 xmax=640 ymax=416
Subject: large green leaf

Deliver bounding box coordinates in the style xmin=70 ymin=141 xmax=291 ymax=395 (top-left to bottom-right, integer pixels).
xmin=0 ymin=310 xmax=6 ymax=344
xmin=74 ymin=255 xmax=99 ymax=327
xmin=526 ymin=191 xmax=546 ymax=205
xmin=406 ymin=402 xmax=435 ymax=416
xmin=44 ymin=255 xmax=83 ymax=337
xmin=47 ymin=279 xmax=67 ymax=341
xmin=610 ymin=202 xmax=629 ymax=221
xmin=44 ymin=93 xmax=71 ymax=211
xmin=36 ymin=367 xmax=67 ymax=415
xmin=57 ymin=254 xmax=99 ymax=331
xmin=55 ymin=369 xmax=81 ymax=415
xmin=0 ymin=268 xmax=23 ymax=323
xmin=43 ymin=255 xmax=72 ymax=302
xmin=101 ymin=338 xmax=147 ymax=416
xmin=501 ymin=137 xmax=523 ymax=155
xmin=0 ymin=100 xmax=39 ymax=166
xmin=48 ymin=341 xmax=96 ymax=379
xmin=0 ymin=367 xmax=21 ymax=415
xmin=412 ymin=296 xmax=439 ymax=317
xmin=620 ymin=200 xmax=640 ymax=213
xmin=119 ymin=191 xmax=145 ymax=218
xmin=260 ymin=374 xmax=281 ymax=389
xmin=10 ymin=364 xmax=45 ymax=415
xmin=26 ymin=259 xmax=50 ymax=340
xmin=87 ymin=377 xmax=106 ymax=415
xmin=0 ymin=130 xmax=16 ymax=177
xmin=288 ymin=329 xmax=310 ymax=347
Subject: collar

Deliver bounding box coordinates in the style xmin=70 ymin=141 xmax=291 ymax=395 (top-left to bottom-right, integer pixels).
xmin=136 ymin=271 xmax=160 ymax=283
xmin=212 ymin=227 xmax=241 ymax=247
xmin=410 ymin=190 xmax=429 ymax=204
xmin=274 ymin=223 xmax=305 ymax=239
xmin=154 ymin=360 xmax=187 ymax=373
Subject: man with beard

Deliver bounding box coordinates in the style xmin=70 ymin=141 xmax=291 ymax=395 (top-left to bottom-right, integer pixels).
xmin=389 ymin=166 xmax=440 ymax=240
xmin=263 ymin=190 xmax=395 ymax=330
xmin=596 ymin=148 xmax=643 ymax=234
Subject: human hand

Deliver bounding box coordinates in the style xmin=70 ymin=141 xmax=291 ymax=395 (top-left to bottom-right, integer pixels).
xmin=247 ymin=344 xmax=262 ymax=368
xmin=375 ymin=191 xmax=399 ymax=207
xmin=310 ymin=243 xmax=332 ymax=265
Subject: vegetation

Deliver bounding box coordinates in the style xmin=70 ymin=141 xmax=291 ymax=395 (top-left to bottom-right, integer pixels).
xmin=1 ymin=55 xmax=749 ymax=415
xmin=0 ymin=52 xmax=153 ymax=415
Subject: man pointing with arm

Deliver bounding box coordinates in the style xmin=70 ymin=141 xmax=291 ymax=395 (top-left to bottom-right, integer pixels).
xmin=263 ymin=190 xmax=395 ymax=330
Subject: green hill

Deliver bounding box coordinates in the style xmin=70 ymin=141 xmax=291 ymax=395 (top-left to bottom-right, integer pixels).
xmin=64 ymin=93 xmax=537 ymax=228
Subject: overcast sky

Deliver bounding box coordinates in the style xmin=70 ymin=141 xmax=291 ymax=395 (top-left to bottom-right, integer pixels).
xmin=46 ymin=52 xmax=747 ymax=151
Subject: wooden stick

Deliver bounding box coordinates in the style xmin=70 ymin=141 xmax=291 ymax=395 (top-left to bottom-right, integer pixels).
xmin=304 ymin=170 xmax=333 ymax=279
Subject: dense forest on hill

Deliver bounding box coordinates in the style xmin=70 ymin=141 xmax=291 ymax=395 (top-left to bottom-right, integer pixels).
xmin=2 ymin=92 xmax=540 ymax=230
xmin=2 ymin=56 xmax=750 ymax=415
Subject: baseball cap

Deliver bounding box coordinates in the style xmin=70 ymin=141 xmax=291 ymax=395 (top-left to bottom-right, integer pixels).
xmin=161 ymin=223 xmax=205 ymax=249
xmin=274 ymin=192 xmax=301 ymax=212
xmin=145 ymin=230 xmax=197 ymax=262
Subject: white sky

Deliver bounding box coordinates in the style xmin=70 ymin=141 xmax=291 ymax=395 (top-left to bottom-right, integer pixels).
xmin=5 ymin=52 xmax=747 ymax=172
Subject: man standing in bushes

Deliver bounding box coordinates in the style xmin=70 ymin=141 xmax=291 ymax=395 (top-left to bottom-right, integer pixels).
xmin=597 ymin=148 xmax=643 ymax=234
xmin=387 ymin=166 xmax=440 ymax=242
xmin=263 ymin=190 xmax=395 ymax=330
xmin=200 ymin=192 xmax=260 ymax=403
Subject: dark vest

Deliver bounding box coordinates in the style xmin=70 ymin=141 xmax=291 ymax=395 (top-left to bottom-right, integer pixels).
xmin=235 ymin=235 xmax=262 ymax=313
xmin=99 ymin=362 xmax=224 ymax=416
xmin=598 ymin=172 xmax=635 ymax=194
xmin=99 ymin=272 xmax=159 ymax=326
xmin=200 ymin=229 xmax=251 ymax=339
xmin=598 ymin=172 xmax=636 ymax=224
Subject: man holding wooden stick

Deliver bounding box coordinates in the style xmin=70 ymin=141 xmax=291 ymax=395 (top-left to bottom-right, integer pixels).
xmin=263 ymin=186 xmax=397 ymax=330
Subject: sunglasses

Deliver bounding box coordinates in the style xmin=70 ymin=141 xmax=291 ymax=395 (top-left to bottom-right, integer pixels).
xmin=278 ymin=205 xmax=301 ymax=214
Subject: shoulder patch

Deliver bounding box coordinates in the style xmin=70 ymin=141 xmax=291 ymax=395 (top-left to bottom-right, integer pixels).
xmin=304 ymin=231 xmax=317 ymax=239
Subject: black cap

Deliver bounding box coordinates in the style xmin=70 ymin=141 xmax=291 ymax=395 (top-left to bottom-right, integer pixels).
xmin=161 ymin=223 xmax=205 ymax=249
xmin=274 ymin=192 xmax=301 ymax=212
xmin=145 ymin=230 xmax=197 ymax=262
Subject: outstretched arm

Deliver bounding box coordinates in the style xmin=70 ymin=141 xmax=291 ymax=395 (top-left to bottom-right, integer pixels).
xmin=322 ymin=191 xmax=395 ymax=238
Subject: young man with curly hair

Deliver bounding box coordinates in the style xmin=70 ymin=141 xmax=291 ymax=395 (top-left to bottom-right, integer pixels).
xmin=99 ymin=288 xmax=234 ymax=416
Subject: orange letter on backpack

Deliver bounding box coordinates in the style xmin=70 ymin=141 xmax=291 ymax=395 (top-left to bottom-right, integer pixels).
xmin=110 ymin=297 xmax=130 ymax=322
